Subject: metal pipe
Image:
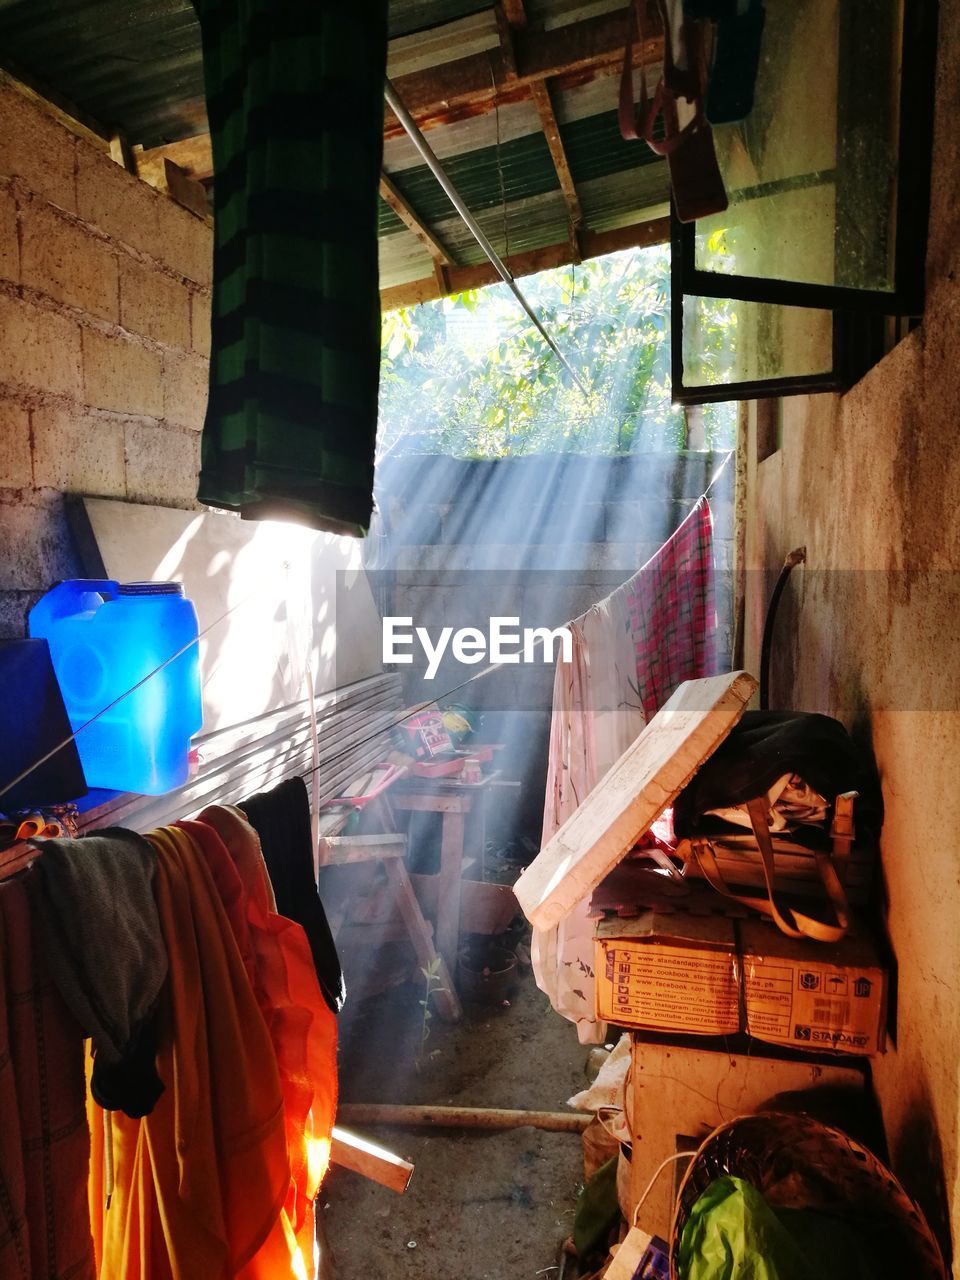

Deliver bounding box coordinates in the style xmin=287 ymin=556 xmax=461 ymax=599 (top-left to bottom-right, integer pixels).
xmin=384 ymin=78 xmax=589 ymax=396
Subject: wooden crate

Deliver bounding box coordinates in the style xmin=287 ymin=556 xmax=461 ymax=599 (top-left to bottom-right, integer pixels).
xmin=626 ymin=1036 xmax=866 ymax=1239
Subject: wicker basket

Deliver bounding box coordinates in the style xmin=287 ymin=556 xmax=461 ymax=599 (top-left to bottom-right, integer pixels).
xmin=669 ymin=1111 xmax=946 ymax=1279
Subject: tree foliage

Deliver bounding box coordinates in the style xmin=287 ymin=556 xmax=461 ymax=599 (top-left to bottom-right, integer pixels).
xmin=378 ymin=243 xmax=736 ymax=459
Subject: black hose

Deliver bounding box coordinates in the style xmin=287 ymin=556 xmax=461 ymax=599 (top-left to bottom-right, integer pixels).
xmin=759 ymin=547 xmax=806 ymax=710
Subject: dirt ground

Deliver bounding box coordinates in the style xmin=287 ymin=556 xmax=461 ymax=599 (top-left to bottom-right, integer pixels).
xmin=323 ymin=951 xmax=592 ymax=1280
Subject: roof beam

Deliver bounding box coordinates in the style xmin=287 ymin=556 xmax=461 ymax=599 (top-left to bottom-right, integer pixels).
xmin=529 ymin=81 xmax=582 ymax=229
xmin=497 ymin=1 xmax=583 ymax=234
xmin=138 ymin=7 xmax=663 ymax=180
xmin=380 ymin=215 xmax=670 ymax=312
xmin=379 ymin=170 xmax=453 ymax=265
xmin=500 ymin=0 xmax=528 ymax=26
xmin=384 ymin=8 xmax=663 ymax=137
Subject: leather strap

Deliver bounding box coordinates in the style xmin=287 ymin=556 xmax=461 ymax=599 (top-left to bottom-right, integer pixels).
xmin=691 ymin=796 xmax=850 ymax=942
xmin=619 ymin=0 xmax=708 ymax=154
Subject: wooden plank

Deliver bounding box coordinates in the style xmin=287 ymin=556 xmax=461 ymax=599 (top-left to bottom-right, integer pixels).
xmin=337 ymin=1103 xmax=591 ymax=1132
xmin=494 ymin=3 xmax=520 ymax=79
xmin=513 ymin=672 xmax=758 ymax=930
xmin=379 ymin=171 xmax=452 ymax=264
xmin=381 ymin=216 xmax=670 ymax=311
xmin=320 ymin=834 xmax=406 ymax=866
xmin=529 ymin=80 xmax=582 ymax=229
xmin=109 ymin=131 xmax=137 ymax=174
xmin=135 ymin=132 xmax=214 ymax=182
xmin=436 ymin=809 xmax=466 ymax=982
xmin=391 ymin=792 xmax=472 ymax=814
xmin=77 ymin=673 xmax=403 ymax=836
xmin=384 ymin=860 xmax=463 ymax=1022
xmin=137 ymin=154 xmax=210 ymax=220
xmin=501 ymin=0 xmax=528 ymax=27
xmin=330 ymin=1126 xmax=414 ymax=1194
xmin=137 ymin=9 xmax=663 ymax=179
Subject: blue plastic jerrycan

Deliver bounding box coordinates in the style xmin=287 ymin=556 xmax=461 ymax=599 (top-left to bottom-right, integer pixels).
xmin=29 ymin=580 xmax=203 ymax=795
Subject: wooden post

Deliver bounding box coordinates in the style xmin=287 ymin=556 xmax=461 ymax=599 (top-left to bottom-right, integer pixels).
xmin=383 ymin=859 xmax=463 ymax=1022
xmin=437 ymin=808 xmax=466 ymax=980
xmin=336 ymin=1103 xmax=591 ymax=1133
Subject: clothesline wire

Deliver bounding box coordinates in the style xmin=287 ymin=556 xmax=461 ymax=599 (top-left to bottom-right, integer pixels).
xmin=1 ymin=451 xmax=733 ymax=806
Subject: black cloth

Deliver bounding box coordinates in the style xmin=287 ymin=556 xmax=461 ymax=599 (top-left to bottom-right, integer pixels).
xmin=31 ymin=827 xmax=166 ymax=1118
xmin=241 ymin=776 xmax=345 ymax=1013
xmin=90 ymin=1018 xmax=164 ymax=1119
xmin=673 ymin=710 xmax=883 ymax=840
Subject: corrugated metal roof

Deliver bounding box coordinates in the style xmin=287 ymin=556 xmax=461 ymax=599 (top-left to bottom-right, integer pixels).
xmin=0 ymin=0 xmax=496 ymax=146
xmin=1 ymin=0 xmax=670 ymax=293
xmin=378 ymin=107 xmax=666 ymax=255
xmin=0 ymin=0 xmax=205 ymax=145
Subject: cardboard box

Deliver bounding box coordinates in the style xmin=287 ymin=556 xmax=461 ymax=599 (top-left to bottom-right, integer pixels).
xmin=595 ymin=911 xmax=739 ymax=1035
xmin=740 ymin=919 xmax=887 ymax=1057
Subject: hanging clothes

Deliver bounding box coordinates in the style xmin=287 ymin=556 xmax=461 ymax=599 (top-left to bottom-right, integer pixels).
xmin=194 ymin=806 xmax=337 ymax=1252
xmin=0 ymin=871 xmax=95 ymax=1280
xmin=533 ymin=498 xmax=718 ymax=1042
xmin=193 ymin=0 xmax=389 ymax=536
xmin=30 ymin=828 xmax=167 ymax=1118
xmin=242 ymin=776 xmax=345 ymax=1014
xmin=88 ymin=823 xmax=291 ymax=1279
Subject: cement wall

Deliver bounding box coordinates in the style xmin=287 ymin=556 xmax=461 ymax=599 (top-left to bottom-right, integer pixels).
xmin=0 ymin=80 xmax=211 ymax=638
xmin=374 ymin=450 xmax=735 ymax=710
xmin=374 ymin=451 xmax=734 ymax=841
xmin=743 ymin=6 xmax=960 ymax=1259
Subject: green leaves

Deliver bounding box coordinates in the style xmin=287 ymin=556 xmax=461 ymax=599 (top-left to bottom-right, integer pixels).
xmin=416 ymin=957 xmax=449 ymax=1067
xmin=378 ymin=243 xmax=737 ymax=458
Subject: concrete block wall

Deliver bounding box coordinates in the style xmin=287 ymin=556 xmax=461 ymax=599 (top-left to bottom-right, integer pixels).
xmin=0 ymin=81 xmax=212 ymax=637
xmin=373 ymin=451 xmax=734 ymax=838
xmin=741 ymin=0 xmax=960 ymax=1254
xmin=374 ymin=450 xmax=735 ymax=710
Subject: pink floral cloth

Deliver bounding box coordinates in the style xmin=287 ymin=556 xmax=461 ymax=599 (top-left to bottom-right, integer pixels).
xmin=533 ymin=498 xmax=718 ymax=1041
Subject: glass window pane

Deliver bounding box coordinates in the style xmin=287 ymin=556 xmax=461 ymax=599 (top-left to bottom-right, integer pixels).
xmin=693 ymin=0 xmax=902 ymax=293
xmin=681 ymin=296 xmax=833 ymax=389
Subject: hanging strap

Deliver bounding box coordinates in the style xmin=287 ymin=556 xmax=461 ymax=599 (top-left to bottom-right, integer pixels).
xmin=619 ymin=0 xmax=707 ymax=154
xmin=691 ymin=796 xmax=850 ymax=943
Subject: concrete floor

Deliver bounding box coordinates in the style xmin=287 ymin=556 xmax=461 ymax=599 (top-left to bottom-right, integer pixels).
xmin=323 ymin=955 xmax=591 ymax=1279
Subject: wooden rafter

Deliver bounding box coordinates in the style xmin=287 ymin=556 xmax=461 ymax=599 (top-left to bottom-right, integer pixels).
xmin=500 ymin=0 xmax=528 ymax=26
xmin=378 ymin=170 xmax=452 ymax=265
xmin=498 ymin=0 xmax=583 ymax=234
xmin=530 ymin=80 xmax=582 ymax=231
xmin=380 ymin=215 xmax=670 ymax=312
xmin=137 ymin=8 xmax=664 ymax=180
xmin=383 ymin=8 xmax=662 ymax=137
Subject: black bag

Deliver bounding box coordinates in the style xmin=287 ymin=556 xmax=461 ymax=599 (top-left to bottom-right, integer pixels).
xmin=673 ymin=712 xmax=882 ymax=942
xmin=674 ymin=711 xmax=883 ymax=841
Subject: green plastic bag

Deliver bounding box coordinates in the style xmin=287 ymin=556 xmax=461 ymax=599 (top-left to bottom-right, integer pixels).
xmin=679 ymin=1176 xmax=884 ymax=1280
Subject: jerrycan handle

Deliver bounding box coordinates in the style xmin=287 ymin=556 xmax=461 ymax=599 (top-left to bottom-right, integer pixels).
xmin=28 ymin=579 xmax=120 ymax=627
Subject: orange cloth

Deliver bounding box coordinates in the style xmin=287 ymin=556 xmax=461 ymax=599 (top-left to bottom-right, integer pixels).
xmin=88 ymin=824 xmax=290 ymax=1279
xmin=190 ymin=810 xmax=338 ymax=1259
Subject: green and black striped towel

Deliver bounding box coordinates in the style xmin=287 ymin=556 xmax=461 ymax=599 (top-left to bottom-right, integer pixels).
xmin=193 ymin=0 xmax=387 ymax=535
